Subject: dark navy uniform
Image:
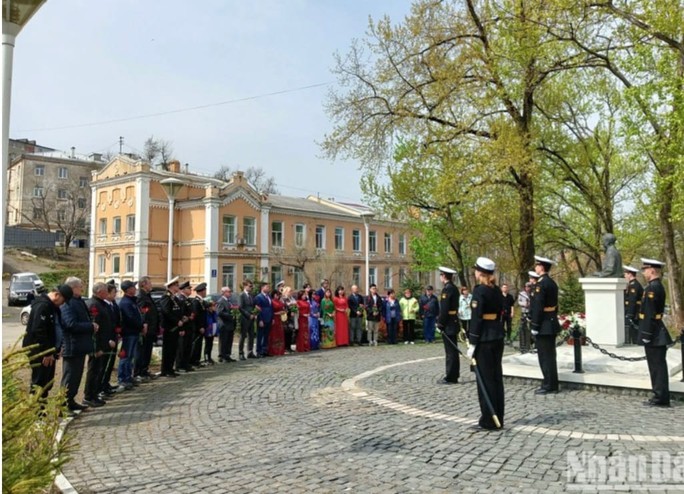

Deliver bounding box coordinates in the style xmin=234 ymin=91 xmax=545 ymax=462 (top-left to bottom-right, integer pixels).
xmin=190 ymin=296 xmax=207 ymax=366
xmin=175 ymin=291 xmax=194 ymax=371
xmin=638 ymin=277 xmax=672 ymax=405
xmin=160 ymin=289 xmax=184 ymax=376
xmin=530 ymin=273 xmax=561 ymax=393
xmin=624 ymin=278 xmax=643 ymax=344
xmin=137 ymin=287 xmax=161 ymax=378
xmin=468 ymin=283 xmax=505 ymax=429
xmin=438 ymin=279 xmax=460 ymax=383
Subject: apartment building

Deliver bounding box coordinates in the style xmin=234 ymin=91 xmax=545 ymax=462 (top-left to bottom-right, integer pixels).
xmin=89 ymin=155 xmax=413 ymax=293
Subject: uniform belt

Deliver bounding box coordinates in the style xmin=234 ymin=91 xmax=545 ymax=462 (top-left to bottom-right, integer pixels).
xmin=638 ymin=313 xmax=662 ymax=320
xmin=543 ymin=306 xmax=556 ymax=312
xmin=482 ymin=313 xmax=498 ymax=320
xmin=448 ymin=310 xmax=457 ymax=315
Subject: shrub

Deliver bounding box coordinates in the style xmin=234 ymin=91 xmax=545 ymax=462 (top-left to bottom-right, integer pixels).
xmin=559 ymin=275 xmax=585 ymax=314
xmin=39 ymin=269 xmax=89 ymax=293
xmin=2 ymin=345 xmax=71 ymax=494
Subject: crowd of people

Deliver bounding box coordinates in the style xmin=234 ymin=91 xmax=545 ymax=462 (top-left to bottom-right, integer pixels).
xmin=21 ymin=254 xmax=677 ymax=424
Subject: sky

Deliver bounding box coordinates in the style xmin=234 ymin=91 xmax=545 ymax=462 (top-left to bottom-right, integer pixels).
xmin=10 ymin=0 xmax=412 ymax=203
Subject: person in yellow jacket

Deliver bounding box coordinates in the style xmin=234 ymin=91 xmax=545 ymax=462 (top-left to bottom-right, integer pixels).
xmin=399 ymin=289 xmax=419 ymax=344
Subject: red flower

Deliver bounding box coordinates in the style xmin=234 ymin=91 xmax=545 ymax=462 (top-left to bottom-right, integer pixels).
xmin=190 ymin=313 xmax=196 ymax=320
xmin=115 ymin=326 xmax=122 ymax=334
xmin=118 ymin=349 xmax=127 ymax=359
xmin=141 ymin=306 xmax=149 ymax=314
xmin=90 ymin=306 xmax=99 ymax=317
xmin=562 ymin=320 xmax=571 ymax=330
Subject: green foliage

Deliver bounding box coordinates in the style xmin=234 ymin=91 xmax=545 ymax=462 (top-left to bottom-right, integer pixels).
xmin=39 ymin=269 xmax=89 ymax=293
xmin=2 ymin=345 xmax=71 ymax=494
xmin=558 ymin=276 xmax=585 ymax=315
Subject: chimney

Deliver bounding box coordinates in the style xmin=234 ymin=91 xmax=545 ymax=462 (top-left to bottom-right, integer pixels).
xmin=168 ymin=160 xmax=181 ymax=173
xmin=71 ymin=146 xmax=76 ymax=158
xmin=183 ymin=163 xmax=189 ymax=174
xmin=89 ymin=152 xmax=103 ymax=162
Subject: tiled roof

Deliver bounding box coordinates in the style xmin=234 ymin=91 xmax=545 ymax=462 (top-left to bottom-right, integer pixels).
xmin=269 ymin=195 xmax=361 ymax=218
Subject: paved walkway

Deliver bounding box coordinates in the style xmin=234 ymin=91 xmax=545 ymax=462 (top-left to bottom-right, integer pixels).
xmin=61 ymin=344 xmax=683 ymax=493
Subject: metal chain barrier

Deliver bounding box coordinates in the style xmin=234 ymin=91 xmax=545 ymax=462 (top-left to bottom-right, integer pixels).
xmin=523 ymin=331 xmax=571 ymax=355
xmin=584 ymin=335 xmax=681 ymax=362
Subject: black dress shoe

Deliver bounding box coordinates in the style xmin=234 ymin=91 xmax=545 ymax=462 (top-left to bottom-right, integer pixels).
xmin=644 ymin=400 xmax=671 ymax=407
xmin=534 ymin=388 xmax=549 ymax=395
xmin=226 ymin=357 xmax=236 ymax=362
xmin=438 ymin=378 xmax=458 ymax=385
xmin=247 ymin=353 xmax=257 ymax=359
xmin=470 ymin=424 xmax=501 ymax=432
xmin=239 ymin=354 xmax=246 ymax=361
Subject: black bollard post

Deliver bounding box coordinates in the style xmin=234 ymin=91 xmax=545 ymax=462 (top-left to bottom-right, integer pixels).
xmin=573 ymin=326 xmax=584 ymax=374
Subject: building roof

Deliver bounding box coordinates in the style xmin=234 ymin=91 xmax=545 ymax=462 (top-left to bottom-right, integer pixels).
xmin=269 ymin=195 xmax=360 ymax=217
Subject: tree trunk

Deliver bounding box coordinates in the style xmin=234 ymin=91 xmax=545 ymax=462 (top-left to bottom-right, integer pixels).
xmin=518 ymin=172 xmax=536 ymax=283
xmin=658 ymin=178 xmax=683 ymax=332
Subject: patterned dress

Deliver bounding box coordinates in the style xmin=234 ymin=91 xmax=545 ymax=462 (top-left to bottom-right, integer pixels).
xmin=309 ymin=299 xmax=321 ymax=350
xmin=296 ymin=300 xmax=311 ymax=352
xmin=268 ymin=298 xmax=286 ymax=356
xmin=320 ymin=298 xmax=336 ymax=349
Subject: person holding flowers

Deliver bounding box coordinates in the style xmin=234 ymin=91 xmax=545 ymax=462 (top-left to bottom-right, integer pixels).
xmin=320 ymin=289 xmax=336 ymax=349
xmin=334 ymin=286 xmax=350 ymax=346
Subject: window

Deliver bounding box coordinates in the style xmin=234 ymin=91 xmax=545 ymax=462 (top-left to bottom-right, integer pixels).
xmin=222 ymin=216 xmax=236 ymax=244
xmin=57 ymin=210 xmax=66 ymax=221
xmin=352 ymin=229 xmax=361 ymax=251
xmin=384 ymin=233 xmax=392 ymax=253
xmin=76 ymin=218 xmax=86 ymax=228
xmin=58 ymin=167 xmax=68 ymax=179
xmin=34 ymin=165 xmax=45 ymax=176
xmin=33 ymin=186 xmax=44 ymax=197
xmin=243 ymin=217 xmax=256 ymax=245
xmin=369 ymin=231 xmax=377 ymax=253
xmin=352 ymin=266 xmax=361 ymax=287
xmin=79 ymin=176 xmax=88 ymax=188
xmin=271 ymin=221 xmax=283 ymax=247
xmin=294 ymin=224 xmax=305 ymax=247
xmin=315 ymin=225 xmax=326 ymax=249
xmin=98 ymin=218 xmax=107 ymax=235
xmin=399 ymin=234 xmax=406 ymax=255
xmin=335 ymin=227 xmax=344 ymax=251
xmin=294 ymin=267 xmax=305 ymax=289
xmin=242 ymin=264 xmax=256 ymax=281
xmin=369 ymin=267 xmax=377 ymax=287
xmin=384 ymin=267 xmax=392 ymax=289
xmin=126 ymin=214 xmax=135 ymax=233
xmin=32 ymin=207 xmax=43 ymax=219
xmin=57 ymin=189 xmax=67 ymax=199
xmin=77 ymin=198 xmax=86 ymax=209
xmin=222 ymin=264 xmax=235 ymax=290
xmin=125 ymin=254 xmax=134 ymax=273
xmin=113 ymin=216 xmax=121 ymax=234
xmin=399 ymin=267 xmax=407 ymax=286
xmin=112 ymin=255 xmax=121 ymax=274
xmin=98 ymin=255 xmax=106 ymax=274
xmin=270 ymin=265 xmax=282 ymax=288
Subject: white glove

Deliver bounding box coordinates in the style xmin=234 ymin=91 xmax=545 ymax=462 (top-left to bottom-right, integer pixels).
xmin=435 ymin=327 xmax=442 ymax=334
xmin=531 ymin=330 xmax=539 ymax=336
xmin=467 ymin=344 xmax=476 ymax=359
xmin=642 ymin=339 xmax=651 ymax=344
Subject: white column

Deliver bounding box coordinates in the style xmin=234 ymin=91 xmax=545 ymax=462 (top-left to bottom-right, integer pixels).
xmin=364 ymin=222 xmax=370 ymax=293
xmin=203 ymin=197 xmax=220 ymax=292
xmin=87 ymin=180 xmax=98 ymax=291
xmin=134 ymin=177 xmax=150 ymax=279
xmin=1 ymin=26 xmax=19 ymax=269
xmin=260 ymin=206 xmax=271 ymax=280
xmin=579 ymin=277 xmax=628 ymax=346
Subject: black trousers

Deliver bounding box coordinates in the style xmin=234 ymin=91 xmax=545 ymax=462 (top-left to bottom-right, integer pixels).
xmin=190 ymin=329 xmax=204 ymax=365
xmin=162 ymin=330 xmax=179 ymax=374
xmin=176 ymin=331 xmax=193 ymax=370
xmin=239 ymin=317 xmax=255 ymax=356
xmin=645 ymin=346 xmax=670 ymax=404
xmin=204 ymin=336 xmax=214 ymax=360
xmin=460 ymin=319 xmax=470 ymax=337
xmin=99 ymin=349 xmax=117 ymax=392
xmin=136 ymin=331 xmax=156 ymax=376
xmin=442 ymin=331 xmax=460 ymax=382
xmin=536 ymin=335 xmax=559 ymax=391
xmin=502 ymin=317 xmax=512 ymax=340
xmin=219 ymin=324 xmax=234 ymax=359
xmin=475 ymin=339 xmax=505 ymax=429
xmin=403 ymin=319 xmax=415 ymax=342
xmin=30 ymin=354 xmax=56 ymax=400
xmin=84 ymin=354 xmax=103 ymax=400
xmin=61 ymin=355 xmax=86 ymax=403
xmin=518 ymin=316 xmax=532 ymax=352
xmin=284 ymin=326 xmax=294 ymax=351
xmin=626 ymin=319 xmax=639 ymax=345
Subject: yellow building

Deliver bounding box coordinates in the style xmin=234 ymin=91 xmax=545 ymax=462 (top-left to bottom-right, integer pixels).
xmin=89 ymin=156 xmax=413 ymax=293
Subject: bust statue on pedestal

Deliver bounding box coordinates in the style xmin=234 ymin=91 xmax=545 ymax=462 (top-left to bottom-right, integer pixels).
xmin=592 ymin=233 xmax=622 ymax=278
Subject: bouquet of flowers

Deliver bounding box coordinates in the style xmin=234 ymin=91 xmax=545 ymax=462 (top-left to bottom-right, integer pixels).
xmin=288 ymin=304 xmax=299 ymax=314
xmin=559 ymin=312 xmax=586 ymax=333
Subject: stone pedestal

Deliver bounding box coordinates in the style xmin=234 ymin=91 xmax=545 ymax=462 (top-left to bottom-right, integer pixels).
xmin=579 ymin=278 xmax=628 ymax=346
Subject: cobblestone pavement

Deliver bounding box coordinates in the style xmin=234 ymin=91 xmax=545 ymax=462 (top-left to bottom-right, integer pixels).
xmin=61 ymin=344 xmax=683 ymax=493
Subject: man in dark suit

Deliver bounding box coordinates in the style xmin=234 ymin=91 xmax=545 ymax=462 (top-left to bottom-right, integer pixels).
xmin=190 ymin=283 xmax=208 ymax=366
xmin=175 ymin=281 xmax=194 ymax=372
xmin=159 ymin=277 xmax=184 ymax=377
xmin=623 ymin=265 xmax=644 ymax=345
xmin=254 ymin=282 xmax=274 ymax=357
xmin=638 ymin=258 xmax=673 ymax=407
xmin=238 ymin=280 xmax=256 ymax=360
xmin=136 ymin=276 xmax=160 ymax=379
xmin=216 ymin=286 xmax=237 ymax=362
xmin=347 ymin=284 xmax=365 ymax=346
xmin=530 ymin=255 xmax=561 ymax=394
xmin=437 ymin=267 xmax=460 ymax=384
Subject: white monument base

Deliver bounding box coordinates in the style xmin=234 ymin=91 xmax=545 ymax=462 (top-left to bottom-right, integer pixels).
xmin=579 ymin=277 xmax=628 ymax=347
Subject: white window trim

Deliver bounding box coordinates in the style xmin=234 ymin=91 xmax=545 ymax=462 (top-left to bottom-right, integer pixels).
xmin=294 ymin=223 xmax=306 ymax=248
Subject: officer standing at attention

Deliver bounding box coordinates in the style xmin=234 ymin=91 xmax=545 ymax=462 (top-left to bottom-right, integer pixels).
xmin=638 ymin=258 xmax=672 ymax=407
xmin=467 ymin=257 xmax=505 ymax=431
xmin=160 ymin=277 xmax=184 ymax=378
xmin=437 ymin=267 xmax=460 ymax=384
xmin=623 ymin=265 xmax=644 ymax=345
xmin=530 ymin=255 xmax=561 ymax=395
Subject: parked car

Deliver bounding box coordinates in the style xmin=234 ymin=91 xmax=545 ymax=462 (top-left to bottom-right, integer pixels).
xmin=20 ymin=304 xmax=31 ymax=325
xmin=7 ymin=272 xmax=42 ymax=306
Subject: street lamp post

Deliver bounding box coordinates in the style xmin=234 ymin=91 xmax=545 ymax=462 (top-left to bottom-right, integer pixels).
xmin=2 ymin=0 xmax=46 ymax=258
xmin=160 ymin=178 xmax=183 ymax=281
xmin=360 ymin=211 xmax=375 ymax=294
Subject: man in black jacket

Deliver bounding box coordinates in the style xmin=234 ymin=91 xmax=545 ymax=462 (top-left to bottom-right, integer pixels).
xmin=437 ymin=267 xmax=460 ymax=384
xmin=84 ymin=282 xmax=116 ymax=407
xmin=22 ymin=284 xmax=72 ymax=399
xmin=623 ymin=265 xmax=644 ymax=345
xmin=137 ymin=276 xmax=160 ymax=379
xmin=238 ymin=279 xmax=256 ymax=360
xmin=216 ymin=286 xmax=237 ymax=362
xmin=118 ymin=280 xmax=144 ymax=389
xmin=190 ymin=283 xmax=208 ymax=366
xmin=59 ymin=277 xmax=99 ymax=412
xmin=160 ymin=277 xmax=184 ymax=377
xmin=347 ymin=285 xmax=364 ymax=346
xmin=530 ymin=256 xmax=561 ymax=395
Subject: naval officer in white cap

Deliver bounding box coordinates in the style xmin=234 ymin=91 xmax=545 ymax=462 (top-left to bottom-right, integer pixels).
xmin=530 ymin=256 xmax=561 ymax=395
xmin=437 ymin=266 xmax=460 ymax=384
xmin=623 ymin=265 xmax=643 ymax=344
